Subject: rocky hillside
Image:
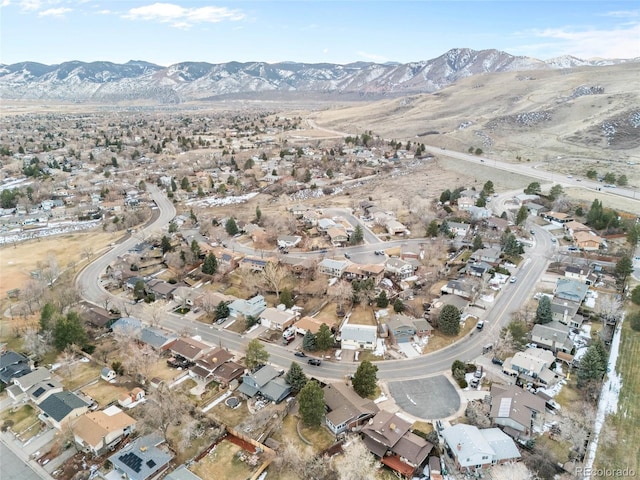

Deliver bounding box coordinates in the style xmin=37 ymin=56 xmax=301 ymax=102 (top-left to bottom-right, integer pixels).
xmin=1 ymin=48 xmax=636 ymax=104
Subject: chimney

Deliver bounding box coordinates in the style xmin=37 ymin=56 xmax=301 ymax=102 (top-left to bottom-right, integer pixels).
xmin=457 ymin=443 xmax=462 ymax=451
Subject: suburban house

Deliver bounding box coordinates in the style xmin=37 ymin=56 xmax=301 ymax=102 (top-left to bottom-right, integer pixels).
xmin=550 ymin=298 xmax=581 ymax=326
xmin=228 ymin=295 xmax=268 ymax=319
xmin=111 ymin=317 xmax=143 ymax=337
xmin=172 ymin=286 xmax=202 ymax=307
xmin=38 ymin=391 xmax=90 ymax=429
xmin=277 ymin=235 xmax=301 ymax=249
xmin=563 ymin=221 xmax=591 ymax=236
xmin=165 ymin=467 xmax=203 ymax=480
xmin=573 ymin=231 xmax=604 ymax=251
xmin=469 ymin=206 xmax=493 ymax=220
xmin=340 ymin=324 xmax=377 ymax=351
xmin=531 ymin=321 xmax=572 ymax=353
xmin=327 ymin=226 xmax=349 ymax=246
xmin=118 ymin=387 xmax=146 ymax=408
xmin=323 ymin=382 xmax=379 ymax=435
xmin=457 ymin=197 xmax=475 ymax=211
xmin=484 ymin=217 xmax=509 ymax=231
xmin=441 ymin=279 xmax=476 ymax=299
xmin=554 ymin=278 xmax=589 ymax=304
xmin=240 ymin=255 xmax=275 ymax=272
xmin=502 ymin=348 xmax=558 ymax=386
xmin=384 ymin=258 xmax=415 ymax=279
xmin=80 ymin=304 xmax=119 ymax=329
xmin=238 ymin=365 xmax=291 ymax=403
xmin=259 ymin=307 xmax=298 ymax=331
xmin=27 ymin=379 xmax=63 ymax=405
xmin=0 ymin=351 xmax=32 ymax=385
xmin=101 ymin=367 xmax=117 ymax=382
xmin=169 ymin=337 xmax=212 ymax=363
xmin=564 ymin=265 xmax=591 ymax=283
xmin=541 ymin=211 xmax=573 ymax=226
xmin=386 ymin=219 xmax=407 ymax=235
xmin=343 ymin=264 xmax=386 ymax=284
xmin=448 ymin=222 xmax=471 ymax=237
xmin=108 ymin=434 xmax=173 ymax=480
xmin=490 ymin=385 xmax=545 ymax=439
xmin=361 ymin=410 xmax=433 ymax=477
xmin=294 ymin=317 xmax=334 ymax=336
xmin=525 ymin=203 xmax=547 ymax=216
xmin=470 ymin=247 xmax=501 ymax=265
xmin=6 ymin=366 xmax=51 ymax=401
xmin=73 ymin=405 xmax=136 ymax=455
xmin=464 ymin=261 xmax=492 ymax=277
xmin=318 ymin=259 xmax=349 ymax=278
xmin=145 ymin=279 xmax=176 ymax=300
xmin=188 ymin=347 xmax=244 ymax=386
xmin=139 ymin=327 xmax=177 ymax=351
xmin=386 ymin=314 xmax=433 ymax=343
xmin=441 ymin=424 xmax=521 ymax=472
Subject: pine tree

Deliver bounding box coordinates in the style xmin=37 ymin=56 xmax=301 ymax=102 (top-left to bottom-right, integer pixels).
xmin=516 ymin=205 xmax=528 ymax=226
xmin=298 ymin=381 xmax=324 ymax=427
xmin=376 ymin=291 xmax=389 ymax=308
xmin=285 ymin=362 xmax=308 ymax=393
xmin=439 ymin=305 xmax=461 ymax=336
xmin=577 ymin=343 xmax=607 ymax=387
xmin=245 ymin=339 xmax=269 ymax=371
xmin=302 ymin=331 xmax=316 ymax=351
xmin=202 ymin=253 xmax=218 ymax=275
xmin=279 ymin=288 xmax=294 ymax=309
xmin=315 ymin=324 xmax=333 ymax=351
xmin=225 ymin=217 xmax=239 ymax=236
xmin=535 ymin=296 xmax=552 ymax=324
xmin=352 ymin=360 xmax=378 ymax=398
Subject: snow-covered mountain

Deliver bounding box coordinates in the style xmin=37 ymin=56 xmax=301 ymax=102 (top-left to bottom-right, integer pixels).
xmin=0 ymin=48 xmax=635 ymax=103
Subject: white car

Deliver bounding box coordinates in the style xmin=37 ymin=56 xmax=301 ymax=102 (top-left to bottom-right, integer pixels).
xmin=510 ymin=277 xmax=517 ymax=283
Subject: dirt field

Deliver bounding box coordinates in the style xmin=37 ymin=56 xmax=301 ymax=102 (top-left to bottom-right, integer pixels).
xmin=190 ymin=440 xmax=257 ymax=480
xmin=0 ymin=230 xmax=121 ymax=298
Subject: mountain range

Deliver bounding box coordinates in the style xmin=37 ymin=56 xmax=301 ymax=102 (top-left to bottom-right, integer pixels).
xmin=0 ymin=48 xmax=637 ymax=104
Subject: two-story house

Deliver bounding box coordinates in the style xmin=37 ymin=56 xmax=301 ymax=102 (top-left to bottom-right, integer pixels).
xmin=238 ymin=365 xmax=291 ymax=403
xmin=73 ymin=406 xmax=136 ymax=456
xmin=323 ymin=382 xmax=378 ymax=435
xmin=490 ymin=384 xmax=545 ymax=439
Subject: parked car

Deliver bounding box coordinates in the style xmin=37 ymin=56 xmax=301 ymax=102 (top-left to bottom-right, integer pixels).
xmin=374 ymin=250 xmax=385 ymax=255
xmin=510 ymin=277 xmax=517 ymax=283
xmin=308 ymin=358 xmax=321 ymax=366
xmin=492 ymin=357 xmax=504 ymax=365
xmin=474 ymin=366 xmax=483 ymax=378
xmin=476 ymin=321 xmax=485 ymax=330
xmin=216 ymin=317 xmax=228 ymax=325
xmin=344 ymin=253 xmax=351 ymax=259
xmin=470 ymin=378 xmax=480 ymax=388
xmin=294 ymin=351 xmax=307 ymax=358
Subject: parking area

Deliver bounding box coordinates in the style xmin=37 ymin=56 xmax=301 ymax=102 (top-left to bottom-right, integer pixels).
xmin=388 ymin=375 xmax=460 ymax=420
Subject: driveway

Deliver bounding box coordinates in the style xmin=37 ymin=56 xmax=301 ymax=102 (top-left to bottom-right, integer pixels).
xmin=388 ymin=375 xmax=460 ymax=420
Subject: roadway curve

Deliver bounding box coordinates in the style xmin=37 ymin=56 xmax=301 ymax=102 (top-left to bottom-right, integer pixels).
xmin=76 ymin=184 xmax=554 ymax=382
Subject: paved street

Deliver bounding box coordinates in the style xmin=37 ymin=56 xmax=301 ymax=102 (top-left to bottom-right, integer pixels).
xmin=388 ymin=375 xmax=460 ymax=420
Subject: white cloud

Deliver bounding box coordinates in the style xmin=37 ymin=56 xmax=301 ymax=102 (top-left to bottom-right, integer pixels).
xmin=602 ymin=10 xmax=640 ymax=18
xmin=356 ymin=51 xmax=389 ymax=63
xmin=38 ymin=6 xmax=70 ymax=17
xmin=19 ymin=0 xmax=42 ymax=11
xmin=124 ymin=2 xmax=245 ymax=28
xmin=1 ymin=0 xmax=12 ymax=7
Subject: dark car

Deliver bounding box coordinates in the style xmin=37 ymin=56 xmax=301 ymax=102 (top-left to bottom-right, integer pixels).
xmin=308 ymin=358 xmax=321 ymax=366
xmin=294 ymin=351 xmax=307 ymax=358
xmin=492 ymin=357 xmax=504 ymax=366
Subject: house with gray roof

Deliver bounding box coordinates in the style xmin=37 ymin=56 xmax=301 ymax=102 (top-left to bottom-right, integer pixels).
xmin=550 ymin=298 xmax=580 ymax=325
xmin=386 ymin=314 xmax=418 ymax=343
xmin=340 ymin=324 xmax=377 ymax=350
xmin=238 ymin=364 xmax=291 ymax=403
xmin=0 ymin=351 xmax=31 ymax=385
xmin=7 ymin=367 xmax=52 ymax=401
xmin=108 ymin=434 xmax=173 ymax=480
xmin=165 ymin=466 xmax=203 ymax=480
xmin=228 ymin=295 xmax=267 ymax=319
xmin=139 ymin=327 xmax=177 ymax=351
xmin=531 ymin=321 xmax=572 ymax=354
xmin=323 ymin=382 xmax=378 ymax=434
xmin=490 ymin=384 xmax=545 ymax=439
xmin=318 ymin=258 xmax=349 ymax=278
xmin=27 ymin=379 xmax=63 ymax=405
xmin=38 ymin=391 xmax=90 ymax=429
xmin=111 ymin=317 xmax=142 ymax=337
xmin=554 ymin=278 xmax=589 ymax=304
xmin=384 ymin=258 xmax=415 ymax=279
xmin=441 ymin=424 xmax=520 ymax=472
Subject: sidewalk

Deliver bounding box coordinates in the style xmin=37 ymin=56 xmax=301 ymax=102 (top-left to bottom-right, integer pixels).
xmin=0 ymin=430 xmax=54 ymax=480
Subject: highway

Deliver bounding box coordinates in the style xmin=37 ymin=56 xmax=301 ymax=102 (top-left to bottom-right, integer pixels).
xmin=76 ymin=181 xmax=554 ymax=382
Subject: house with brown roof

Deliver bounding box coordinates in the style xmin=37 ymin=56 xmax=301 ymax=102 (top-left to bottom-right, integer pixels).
xmin=294 ymin=316 xmax=333 ymax=336
xmin=541 ymin=211 xmax=573 ymax=226
xmin=323 ymin=382 xmax=378 ymax=435
xmin=169 ymin=337 xmax=212 ymax=362
xmin=188 ymin=347 xmax=241 ymax=386
xmin=490 ymin=384 xmax=545 ymax=439
xmin=73 ymin=405 xmax=136 ymax=456
xmin=361 ymin=410 xmax=433 ymax=476
xmin=573 ymin=231 xmax=604 ymax=251
xmin=343 ymin=263 xmax=385 ymax=284
xmin=259 ymin=307 xmax=298 ymax=331
xmin=118 ymin=387 xmax=145 ymax=408
xmin=327 ymin=226 xmax=349 ymax=246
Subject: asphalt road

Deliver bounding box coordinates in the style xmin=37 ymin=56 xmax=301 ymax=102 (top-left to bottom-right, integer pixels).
xmin=76 ymin=174 xmax=557 ymax=386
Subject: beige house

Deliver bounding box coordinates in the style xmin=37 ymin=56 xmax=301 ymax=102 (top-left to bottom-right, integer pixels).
xmin=73 ymin=406 xmax=136 ymax=455
xmin=259 ymin=307 xmax=298 ymax=331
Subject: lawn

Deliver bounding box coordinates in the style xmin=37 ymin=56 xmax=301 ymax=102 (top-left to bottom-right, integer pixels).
xmin=81 ymin=381 xmax=129 ymax=407
xmin=594 ymin=314 xmax=640 ymax=473
xmin=190 ymin=440 xmax=257 ymax=480
xmin=349 ymin=304 xmax=376 ymax=326
xmin=536 ymin=433 xmax=572 ymax=464
xmin=419 ymin=318 xmax=477 ymax=354
xmin=270 ymin=414 xmax=334 ymax=454
xmin=1 ymin=404 xmax=39 ymax=436
xmin=57 ymin=360 xmax=102 ymax=391
xmin=208 ymin=400 xmax=250 ymax=428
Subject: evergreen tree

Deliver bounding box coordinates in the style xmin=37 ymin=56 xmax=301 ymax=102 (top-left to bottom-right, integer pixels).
xmin=473 ymin=235 xmax=484 ymax=250
xmin=279 ymin=288 xmax=294 ymax=309
xmin=161 ymin=235 xmax=173 ymax=253
xmin=631 ymin=286 xmax=640 ymax=305
xmin=170 ymin=178 xmax=177 ymax=192
xmin=393 ymin=298 xmax=405 ymax=313
xmin=190 ymin=239 xmax=201 ymax=259
xmin=302 ymin=331 xmax=317 ymax=351
xmin=535 ymin=296 xmax=552 ymax=324
xmin=376 ymin=291 xmax=389 ymax=308
xmin=284 ymin=362 xmax=308 ymax=393
xmin=482 ymin=180 xmax=494 ymax=195
xmin=439 ymin=305 xmax=461 ymax=336
xmin=180 ymin=177 xmax=191 ymax=191
xmin=614 ymin=255 xmax=633 ymax=288
xmin=516 ymin=205 xmax=528 ymax=226
xmin=524 ymin=182 xmax=541 ymax=194
xmin=255 ymin=205 xmax=262 ymax=223
xmin=225 ymin=217 xmax=239 ymax=236
xmin=215 ymin=301 xmax=229 ymax=321
xmin=426 ymin=220 xmax=439 ymax=238
xmin=53 ymin=311 xmax=88 ymax=351
xmin=349 ymin=225 xmax=364 ymax=245
xmin=298 ymin=380 xmax=325 ymax=427
xmin=40 ymin=302 xmax=57 ymax=332
xmin=577 ymin=342 xmax=607 ymax=387
xmin=202 ymin=253 xmax=218 ymax=275
xmin=315 ymin=323 xmax=333 ymax=351
xmin=352 ymin=360 xmax=378 ymax=398
xmin=133 ymin=280 xmax=146 ymax=301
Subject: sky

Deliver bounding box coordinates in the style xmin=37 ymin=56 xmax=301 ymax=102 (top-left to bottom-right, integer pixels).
xmin=1 ymin=0 xmax=639 ymax=66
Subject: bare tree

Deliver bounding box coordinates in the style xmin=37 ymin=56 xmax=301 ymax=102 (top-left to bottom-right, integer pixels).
xmin=122 ymin=343 xmax=160 ymax=383
xmin=21 ymin=279 xmax=47 ymax=314
xmin=261 ymin=262 xmax=287 ymax=299
xmin=138 ymin=383 xmax=189 ymax=447
xmin=23 ymin=328 xmax=52 ymax=358
xmin=328 ymin=280 xmax=352 ymax=312
xmin=334 ymin=435 xmax=379 ymax=480
xmin=141 ymin=301 xmax=167 ymax=328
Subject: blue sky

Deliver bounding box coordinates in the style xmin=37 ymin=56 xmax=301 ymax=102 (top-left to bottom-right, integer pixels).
xmin=1 ymin=1 xmax=639 ymax=66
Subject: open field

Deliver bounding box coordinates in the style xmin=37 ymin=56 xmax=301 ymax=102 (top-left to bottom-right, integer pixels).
xmin=56 ymin=360 xmax=102 ymax=391
xmin=81 ymin=381 xmax=129 ymax=407
xmin=594 ymin=307 xmax=640 ymax=473
xmin=0 ymin=230 xmax=120 ymax=299
xmin=349 ymin=304 xmax=376 ymax=326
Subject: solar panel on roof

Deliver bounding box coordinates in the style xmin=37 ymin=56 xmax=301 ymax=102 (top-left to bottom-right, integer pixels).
xmin=33 ymin=387 xmax=45 ymax=397
xmin=498 ymin=397 xmax=512 ymax=417
xmin=119 ymin=452 xmax=143 ymax=473
xmin=146 ymin=459 xmax=156 ymax=468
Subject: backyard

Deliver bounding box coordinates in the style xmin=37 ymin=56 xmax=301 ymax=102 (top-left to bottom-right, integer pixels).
xmin=189 ymin=439 xmax=258 ymax=480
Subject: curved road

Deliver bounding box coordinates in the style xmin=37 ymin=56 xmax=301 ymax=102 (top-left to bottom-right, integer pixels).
xmin=77 ymin=183 xmax=554 ymax=383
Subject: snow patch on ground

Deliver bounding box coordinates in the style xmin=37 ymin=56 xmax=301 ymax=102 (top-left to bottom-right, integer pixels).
xmin=372 ymin=338 xmax=386 ymax=357
xmin=186 ymin=192 xmax=258 ymax=207
xmin=0 ymin=220 xmax=101 ymax=244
